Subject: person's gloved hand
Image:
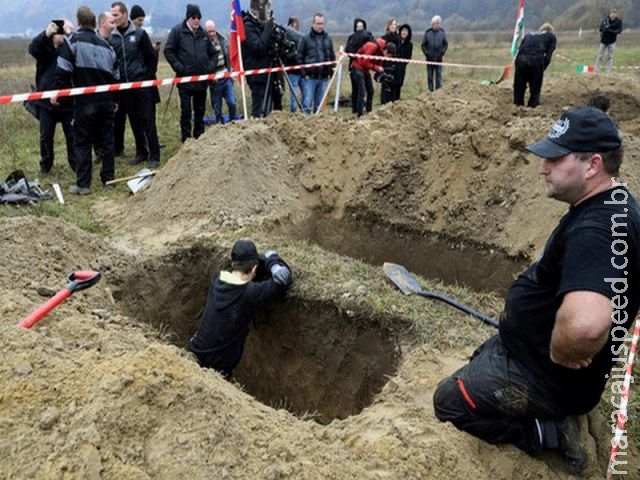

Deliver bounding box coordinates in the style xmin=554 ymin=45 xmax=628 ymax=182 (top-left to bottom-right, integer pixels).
xmin=270 ymin=264 xmax=291 ymax=285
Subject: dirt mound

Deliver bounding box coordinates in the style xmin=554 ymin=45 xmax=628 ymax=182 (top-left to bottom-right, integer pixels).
xmin=3 ymin=74 xmax=640 ymax=479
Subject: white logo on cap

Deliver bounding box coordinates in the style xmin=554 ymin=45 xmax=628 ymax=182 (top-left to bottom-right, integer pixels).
xmin=548 ymin=118 xmax=570 ymax=139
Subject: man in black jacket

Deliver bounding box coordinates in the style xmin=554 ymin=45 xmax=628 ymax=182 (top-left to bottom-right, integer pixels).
xmin=109 ymin=1 xmax=160 ymax=168
xmin=29 ymin=20 xmax=75 ymax=176
xmin=434 ymin=107 xmax=640 ymax=474
xmin=54 ymin=6 xmax=119 ymax=195
xmin=164 ymin=4 xmax=214 ymax=142
xmin=513 ymin=23 xmax=556 ymax=108
xmin=189 ymin=240 xmax=293 ymax=380
xmin=241 ymin=0 xmax=283 ymax=118
xmin=298 ymin=12 xmax=335 ymax=114
xmin=595 ymin=9 xmax=623 ymax=74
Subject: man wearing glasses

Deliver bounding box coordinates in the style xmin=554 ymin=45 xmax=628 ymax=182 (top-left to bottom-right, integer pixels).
xmin=164 ymin=4 xmax=215 ymax=142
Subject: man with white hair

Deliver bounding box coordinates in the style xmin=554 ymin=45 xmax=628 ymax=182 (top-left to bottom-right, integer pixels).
xmin=421 ymin=15 xmax=447 ymax=92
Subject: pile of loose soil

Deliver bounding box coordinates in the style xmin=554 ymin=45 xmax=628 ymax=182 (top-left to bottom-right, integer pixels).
xmin=2 ymin=74 xmax=640 ymax=479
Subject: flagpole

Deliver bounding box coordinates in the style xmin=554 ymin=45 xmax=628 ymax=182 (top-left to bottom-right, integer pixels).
xmin=236 ymin=35 xmax=248 ymax=119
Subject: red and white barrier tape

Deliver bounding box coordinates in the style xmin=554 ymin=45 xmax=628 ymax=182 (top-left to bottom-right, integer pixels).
xmin=0 ymin=59 xmax=339 ymax=105
xmin=344 ymin=51 xmax=507 ymax=70
xmin=607 ymin=317 xmax=640 ymax=478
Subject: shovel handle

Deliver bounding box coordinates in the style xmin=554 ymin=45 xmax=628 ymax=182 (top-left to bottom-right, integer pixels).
xmin=18 ymin=289 xmax=72 ymax=329
xmin=17 ymin=271 xmax=101 ymax=329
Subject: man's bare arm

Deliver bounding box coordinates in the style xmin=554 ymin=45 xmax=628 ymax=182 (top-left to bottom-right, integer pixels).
xmin=550 ymin=290 xmax=612 ymax=369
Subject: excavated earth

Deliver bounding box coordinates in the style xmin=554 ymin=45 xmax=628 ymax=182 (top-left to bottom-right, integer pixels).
xmin=1 ymin=74 xmax=640 ymax=479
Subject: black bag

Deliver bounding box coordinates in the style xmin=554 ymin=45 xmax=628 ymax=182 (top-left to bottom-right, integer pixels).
xmin=23 ymin=84 xmax=39 ymax=120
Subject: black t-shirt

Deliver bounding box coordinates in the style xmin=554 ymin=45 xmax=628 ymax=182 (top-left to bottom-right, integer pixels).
xmin=500 ymin=187 xmax=640 ymax=412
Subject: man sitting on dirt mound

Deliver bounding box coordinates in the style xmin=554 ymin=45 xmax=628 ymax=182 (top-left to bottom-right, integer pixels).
xmin=433 ymin=106 xmax=640 ymax=473
xmin=189 ymin=240 xmax=293 ymax=380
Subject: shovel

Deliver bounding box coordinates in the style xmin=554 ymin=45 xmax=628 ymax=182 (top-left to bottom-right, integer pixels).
xmin=383 ymin=262 xmax=499 ymax=328
xmin=18 ymin=270 xmax=102 ymax=329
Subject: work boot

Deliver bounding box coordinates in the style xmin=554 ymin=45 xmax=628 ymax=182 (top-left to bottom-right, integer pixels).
xmin=556 ymin=416 xmax=588 ymax=473
xmin=538 ymin=416 xmax=588 ymax=473
xmin=68 ymin=184 xmax=91 ymax=195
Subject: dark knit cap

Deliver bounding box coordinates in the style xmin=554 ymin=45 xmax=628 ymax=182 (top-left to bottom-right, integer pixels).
xmin=130 ymin=5 xmax=145 ymax=20
xmin=186 ymin=4 xmax=202 ymax=19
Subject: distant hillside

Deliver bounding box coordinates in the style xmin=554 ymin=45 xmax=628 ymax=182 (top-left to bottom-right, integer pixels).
xmin=1 ymin=0 xmax=637 ymax=37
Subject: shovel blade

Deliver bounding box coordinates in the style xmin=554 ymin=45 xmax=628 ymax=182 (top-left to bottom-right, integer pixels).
xmin=127 ymin=168 xmax=153 ymax=194
xmin=383 ymin=262 xmax=424 ymax=296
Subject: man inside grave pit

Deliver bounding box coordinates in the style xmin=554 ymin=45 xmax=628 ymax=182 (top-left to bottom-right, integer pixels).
xmin=189 ymin=240 xmax=293 ymax=380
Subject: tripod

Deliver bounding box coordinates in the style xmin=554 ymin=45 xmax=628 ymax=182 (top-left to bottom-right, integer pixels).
xmin=260 ymin=57 xmax=303 ymax=117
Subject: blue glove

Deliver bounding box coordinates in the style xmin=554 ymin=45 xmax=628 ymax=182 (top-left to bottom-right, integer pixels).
xmin=270 ymin=264 xmax=291 ymax=285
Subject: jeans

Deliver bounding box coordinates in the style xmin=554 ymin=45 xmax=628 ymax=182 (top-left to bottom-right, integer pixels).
xmin=287 ymin=73 xmax=303 ymax=112
xmin=595 ymin=42 xmax=616 ymax=74
xmin=209 ymin=77 xmax=237 ymax=123
xmin=427 ymin=64 xmax=443 ymax=92
xmin=301 ymin=77 xmax=329 ymax=115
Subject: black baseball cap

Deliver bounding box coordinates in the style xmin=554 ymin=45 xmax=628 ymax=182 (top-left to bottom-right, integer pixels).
xmin=525 ymin=106 xmax=621 ymax=158
xmin=231 ymin=240 xmax=258 ymax=263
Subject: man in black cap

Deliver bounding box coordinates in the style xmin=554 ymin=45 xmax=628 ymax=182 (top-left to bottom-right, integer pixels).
xmin=164 ymin=4 xmax=214 ymax=142
xmin=189 ymin=240 xmax=293 ymax=380
xmin=130 ymin=5 xmax=145 ymax=28
xmin=433 ymin=107 xmax=640 ymax=473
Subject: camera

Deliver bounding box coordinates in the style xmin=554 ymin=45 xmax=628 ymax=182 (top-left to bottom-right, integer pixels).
xmin=53 ymin=19 xmax=65 ymax=34
xmin=268 ymin=22 xmax=296 ymax=62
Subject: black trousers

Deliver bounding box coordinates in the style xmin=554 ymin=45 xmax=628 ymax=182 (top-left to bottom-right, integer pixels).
xmin=350 ymin=69 xmax=371 ymax=117
xmin=38 ymin=106 xmax=75 ymax=173
xmin=248 ymin=78 xmax=282 ymax=118
xmin=113 ymin=99 xmax=126 ymax=155
xmin=178 ymin=86 xmax=207 ymax=142
xmin=122 ymin=89 xmax=160 ymax=163
xmin=73 ymin=101 xmax=115 ymax=188
xmin=513 ymin=55 xmax=545 ymax=107
xmin=433 ymin=335 xmax=570 ymax=455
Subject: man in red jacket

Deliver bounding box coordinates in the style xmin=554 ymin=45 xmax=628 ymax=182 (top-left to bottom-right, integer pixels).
xmin=350 ymin=37 xmax=386 ymax=117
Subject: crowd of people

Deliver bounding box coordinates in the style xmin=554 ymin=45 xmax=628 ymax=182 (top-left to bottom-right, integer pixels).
xmin=27 ymin=3 xmax=625 ymax=192
xmin=23 ymin=3 xmax=640 ymax=476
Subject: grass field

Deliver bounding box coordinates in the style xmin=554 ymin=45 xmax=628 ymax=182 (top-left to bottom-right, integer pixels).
xmin=1 ymin=29 xmax=639 ymax=463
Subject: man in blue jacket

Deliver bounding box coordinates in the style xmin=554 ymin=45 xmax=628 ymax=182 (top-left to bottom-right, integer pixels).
xmin=190 ymin=240 xmax=293 ymax=380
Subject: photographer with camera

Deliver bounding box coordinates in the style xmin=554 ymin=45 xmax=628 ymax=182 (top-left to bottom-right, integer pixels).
xmin=241 ymin=0 xmax=285 ymax=118
xmin=28 ymin=19 xmax=76 ymax=177
xmin=594 ymin=8 xmax=622 ymax=74
xmin=297 ymin=13 xmax=335 ymax=115
xmin=350 ymin=36 xmax=386 ymax=117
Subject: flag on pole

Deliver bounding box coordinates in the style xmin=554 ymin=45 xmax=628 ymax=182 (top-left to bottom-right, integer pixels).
xmin=229 ymin=0 xmax=245 ymax=72
xmin=576 ymin=64 xmax=595 ymax=73
xmin=510 ymin=0 xmax=525 ymax=58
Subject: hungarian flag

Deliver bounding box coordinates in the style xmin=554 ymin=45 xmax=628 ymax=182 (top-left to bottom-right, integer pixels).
xmin=510 ymin=0 xmax=525 ymax=58
xmin=229 ymin=0 xmax=246 ymax=72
